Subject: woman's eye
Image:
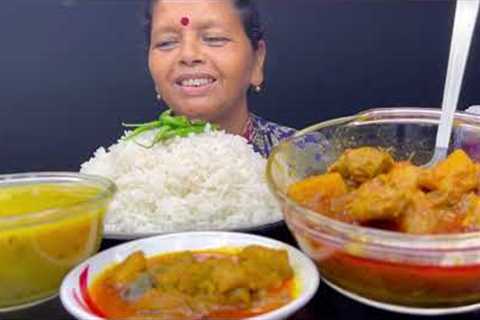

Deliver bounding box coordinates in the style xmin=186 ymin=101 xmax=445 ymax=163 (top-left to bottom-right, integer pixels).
xmin=154 ymin=40 xmax=178 ymax=50
xmin=204 ymin=36 xmax=230 ymax=46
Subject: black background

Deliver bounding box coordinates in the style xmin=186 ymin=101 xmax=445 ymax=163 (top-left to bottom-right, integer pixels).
xmin=1 ymin=0 xmax=479 ymax=173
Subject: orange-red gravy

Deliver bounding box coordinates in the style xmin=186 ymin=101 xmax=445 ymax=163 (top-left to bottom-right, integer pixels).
xmin=90 ymin=248 xmax=296 ymax=319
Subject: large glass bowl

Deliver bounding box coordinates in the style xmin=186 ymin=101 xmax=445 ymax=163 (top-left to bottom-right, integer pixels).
xmin=266 ymin=108 xmax=480 ymax=312
xmin=0 ymin=172 xmax=116 ymax=312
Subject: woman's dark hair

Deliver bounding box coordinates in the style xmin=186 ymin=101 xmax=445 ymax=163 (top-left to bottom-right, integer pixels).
xmin=144 ymin=0 xmax=264 ymax=50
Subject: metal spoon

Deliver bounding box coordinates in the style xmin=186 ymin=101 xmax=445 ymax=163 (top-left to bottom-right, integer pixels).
xmin=425 ymin=0 xmax=479 ymax=167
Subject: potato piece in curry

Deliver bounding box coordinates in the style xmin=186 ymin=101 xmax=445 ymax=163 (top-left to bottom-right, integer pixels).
xmin=288 ymin=148 xmax=480 ymax=234
xmin=418 ymin=149 xmax=478 ymax=204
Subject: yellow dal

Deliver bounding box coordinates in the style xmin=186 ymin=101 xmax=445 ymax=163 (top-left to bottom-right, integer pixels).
xmin=0 ymin=184 xmax=107 ymax=308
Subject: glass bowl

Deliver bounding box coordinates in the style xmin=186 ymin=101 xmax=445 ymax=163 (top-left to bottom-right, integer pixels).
xmin=266 ymin=107 xmax=480 ymax=314
xmin=0 ymin=172 xmax=116 ymax=312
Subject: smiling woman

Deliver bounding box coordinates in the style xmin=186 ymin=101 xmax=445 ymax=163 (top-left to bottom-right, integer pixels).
xmin=144 ymin=0 xmax=295 ymax=157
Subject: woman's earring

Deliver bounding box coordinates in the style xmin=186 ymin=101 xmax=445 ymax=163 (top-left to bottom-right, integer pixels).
xmin=156 ymin=92 xmax=162 ymax=101
xmin=253 ymin=85 xmax=262 ymax=94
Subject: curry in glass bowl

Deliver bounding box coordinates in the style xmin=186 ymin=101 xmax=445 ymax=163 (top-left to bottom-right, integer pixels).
xmin=266 ymin=108 xmax=480 ymax=313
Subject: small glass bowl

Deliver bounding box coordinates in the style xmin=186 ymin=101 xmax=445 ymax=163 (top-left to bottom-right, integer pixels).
xmin=266 ymin=108 xmax=480 ymax=312
xmin=0 ymin=172 xmax=116 ymax=312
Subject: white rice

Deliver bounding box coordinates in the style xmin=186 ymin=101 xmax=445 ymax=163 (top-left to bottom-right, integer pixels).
xmin=80 ymin=130 xmax=282 ymax=234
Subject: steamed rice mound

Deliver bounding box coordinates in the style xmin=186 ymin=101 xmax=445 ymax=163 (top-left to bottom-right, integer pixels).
xmin=80 ymin=130 xmax=281 ymax=234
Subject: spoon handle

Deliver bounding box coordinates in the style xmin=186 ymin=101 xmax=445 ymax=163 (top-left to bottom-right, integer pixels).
xmin=436 ymin=0 xmax=480 ymax=150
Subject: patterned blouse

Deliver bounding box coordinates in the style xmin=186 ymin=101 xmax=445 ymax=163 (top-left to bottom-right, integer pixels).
xmin=241 ymin=113 xmax=296 ymax=158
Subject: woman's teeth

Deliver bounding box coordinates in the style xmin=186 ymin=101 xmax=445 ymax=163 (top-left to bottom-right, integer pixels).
xmin=180 ymin=78 xmax=214 ymax=87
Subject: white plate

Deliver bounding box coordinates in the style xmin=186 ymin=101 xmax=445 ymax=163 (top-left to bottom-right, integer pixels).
xmin=324 ymin=279 xmax=480 ymax=316
xmin=103 ymin=218 xmax=285 ymax=240
xmin=60 ymin=231 xmax=319 ymax=320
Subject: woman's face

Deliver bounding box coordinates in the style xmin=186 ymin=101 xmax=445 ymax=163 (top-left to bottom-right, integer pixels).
xmin=148 ymin=0 xmax=265 ymax=124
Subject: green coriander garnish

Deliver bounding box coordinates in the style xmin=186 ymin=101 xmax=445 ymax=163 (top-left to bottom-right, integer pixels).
xmin=122 ymin=109 xmax=218 ymax=148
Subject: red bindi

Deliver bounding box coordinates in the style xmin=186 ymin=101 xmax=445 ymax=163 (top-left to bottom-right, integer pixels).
xmin=180 ymin=17 xmax=190 ymax=26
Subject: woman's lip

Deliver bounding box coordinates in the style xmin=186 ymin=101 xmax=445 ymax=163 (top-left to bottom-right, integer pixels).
xmin=174 ymin=80 xmax=217 ymax=97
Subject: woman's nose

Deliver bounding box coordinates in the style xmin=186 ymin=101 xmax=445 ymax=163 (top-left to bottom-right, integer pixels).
xmin=178 ymin=37 xmax=204 ymax=66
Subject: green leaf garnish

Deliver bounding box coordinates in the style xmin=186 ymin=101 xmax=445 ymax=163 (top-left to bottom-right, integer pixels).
xmin=122 ymin=109 xmax=219 ymax=147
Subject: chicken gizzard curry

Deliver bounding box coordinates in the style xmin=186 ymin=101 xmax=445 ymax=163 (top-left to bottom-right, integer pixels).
xmin=90 ymin=245 xmax=296 ymax=319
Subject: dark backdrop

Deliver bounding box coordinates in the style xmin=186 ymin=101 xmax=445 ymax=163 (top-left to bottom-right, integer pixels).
xmin=1 ymin=0 xmax=479 ymax=173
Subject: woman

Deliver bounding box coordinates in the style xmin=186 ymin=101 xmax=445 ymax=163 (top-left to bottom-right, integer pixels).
xmin=145 ymin=0 xmax=295 ymax=157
